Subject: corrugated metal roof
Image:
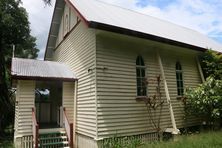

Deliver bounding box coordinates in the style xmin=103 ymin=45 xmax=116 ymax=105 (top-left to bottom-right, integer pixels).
xmin=69 ymin=0 xmax=222 ymax=52
xmin=11 ymin=58 xmax=76 ymax=81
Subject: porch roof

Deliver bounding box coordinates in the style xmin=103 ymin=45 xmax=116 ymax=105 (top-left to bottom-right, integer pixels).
xmin=11 ymin=58 xmax=77 ymax=81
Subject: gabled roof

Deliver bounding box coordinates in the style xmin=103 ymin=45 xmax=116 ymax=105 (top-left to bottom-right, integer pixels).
xmin=11 ymin=58 xmax=76 ymax=81
xmin=45 ymin=0 xmax=222 ymax=59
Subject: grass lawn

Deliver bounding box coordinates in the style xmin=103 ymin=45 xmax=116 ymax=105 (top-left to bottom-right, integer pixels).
xmin=142 ymin=131 xmax=222 ymax=148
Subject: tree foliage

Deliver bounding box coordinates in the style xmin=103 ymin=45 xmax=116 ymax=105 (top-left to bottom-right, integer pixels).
xmin=1 ymin=0 xmax=39 ymax=60
xmin=0 ymin=0 xmax=39 ymax=137
xmin=42 ymin=0 xmax=52 ymax=5
xmin=185 ymin=50 xmax=222 ymax=127
xmin=200 ymin=50 xmax=222 ymax=80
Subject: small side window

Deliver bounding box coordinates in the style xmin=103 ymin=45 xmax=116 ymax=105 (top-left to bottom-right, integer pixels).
xmin=136 ymin=56 xmax=147 ymax=96
xmin=64 ymin=13 xmax=69 ymax=36
xmin=176 ymin=62 xmax=184 ymax=96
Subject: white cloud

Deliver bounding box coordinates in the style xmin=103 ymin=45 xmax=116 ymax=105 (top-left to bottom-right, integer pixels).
xmin=21 ymin=0 xmax=55 ymax=60
xmin=102 ymin=0 xmax=222 ymax=44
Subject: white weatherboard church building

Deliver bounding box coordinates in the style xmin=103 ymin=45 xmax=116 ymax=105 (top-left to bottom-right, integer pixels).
xmin=12 ymin=0 xmax=222 ymax=147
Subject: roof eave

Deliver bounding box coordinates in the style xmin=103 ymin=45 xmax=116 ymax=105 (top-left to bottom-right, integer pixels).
xmin=11 ymin=75 xmax=77 ymax=82
xmin=89 ymin=21 xmax=207 ymax=52
xmin=44 ymin=0 xmax=65 ymax=60
xmin=44 ymin=0 xmax=90 ymax=60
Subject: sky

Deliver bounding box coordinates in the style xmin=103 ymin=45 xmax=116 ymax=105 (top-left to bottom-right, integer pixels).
xmin=21 ymin=0 xmax=222 ymax=59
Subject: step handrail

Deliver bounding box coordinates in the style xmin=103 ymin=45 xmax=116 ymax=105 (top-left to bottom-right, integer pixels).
xmin=63 ymin=107 xmax=73 ymax=148
xmin=32 ymin=107 xmax=39 ymax=148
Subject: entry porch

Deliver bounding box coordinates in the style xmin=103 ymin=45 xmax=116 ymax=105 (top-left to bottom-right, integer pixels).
xmin=11 ymin=58 xmax=77 ymax=148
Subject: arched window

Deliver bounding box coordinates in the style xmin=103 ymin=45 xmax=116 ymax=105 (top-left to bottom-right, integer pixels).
xmin=176 ymin=62 xmax=184 ymax=96
xmin=136 ymin=56 xmax=147 ymax=96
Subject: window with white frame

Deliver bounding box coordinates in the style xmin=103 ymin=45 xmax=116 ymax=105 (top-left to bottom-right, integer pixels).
xmin=136 ymin=56 xmax=147 ymax=96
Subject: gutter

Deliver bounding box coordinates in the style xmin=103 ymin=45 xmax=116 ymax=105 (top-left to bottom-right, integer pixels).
xmin=11 ymin=75 xmax=77 ymax=82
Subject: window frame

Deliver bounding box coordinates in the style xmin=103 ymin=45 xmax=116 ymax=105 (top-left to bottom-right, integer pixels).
xmin=136 ymin=56 xmax=147 ymax=97
xmin=64 ymin=13 xmax=69 ymax=36
xmin=175 ymin=61 xmax=184 ymax=96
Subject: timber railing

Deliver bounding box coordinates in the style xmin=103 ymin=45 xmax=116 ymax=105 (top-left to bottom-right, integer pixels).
xmin=63 ymin=107 xmax=73 ymax=148
xmin=32 ymin=108 xmax=39 ymax=148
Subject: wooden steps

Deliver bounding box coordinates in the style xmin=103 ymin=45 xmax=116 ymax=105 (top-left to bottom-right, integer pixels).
xmin=41 ymin=141 xmax=69 ymax=147
xmin=39 ymin=128 xmax=69 ymax=148
xmin=39 ymin=135 xmax=67 ymax=141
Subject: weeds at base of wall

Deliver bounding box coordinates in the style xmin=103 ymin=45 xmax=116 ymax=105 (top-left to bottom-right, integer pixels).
xmin=101 ymin=135 xmax=143 ymax=148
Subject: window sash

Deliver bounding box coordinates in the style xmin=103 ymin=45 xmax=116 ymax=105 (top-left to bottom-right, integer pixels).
xmin=176 ymin=64 xmax=184 ymax=96
xmin=136 ymin=66 xmax=147 ymax=96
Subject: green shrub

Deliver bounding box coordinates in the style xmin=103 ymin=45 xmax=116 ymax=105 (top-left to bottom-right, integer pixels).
xmin=0 ymin=140 xmax=14 ymax=148
xmin=184 ymin=50 xmax=222 ymax=127
xmin=185 ymin=77 xmax=222 ymax=125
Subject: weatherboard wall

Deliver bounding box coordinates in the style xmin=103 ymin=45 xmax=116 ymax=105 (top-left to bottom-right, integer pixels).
xmin=63 ymin=82 xmax=75 ymax=122
xmin=53 ymin=20 xmax=96 ymax=139
xmin=14 ymin=80 xmax=35 ymax=138
xmin=160 ymin=48 xmax=202 ymax=127
xmin=95 ymin=31 xmax=202 ymax=139
xmin=55 ymin=3 xmax=78 ymax=47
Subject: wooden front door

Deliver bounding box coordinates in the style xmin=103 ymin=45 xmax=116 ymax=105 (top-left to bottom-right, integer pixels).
xmin=35 ymin=101 xmax=51 ymax=124
xmin=40 ymin=102 xmax=51 ymax=123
